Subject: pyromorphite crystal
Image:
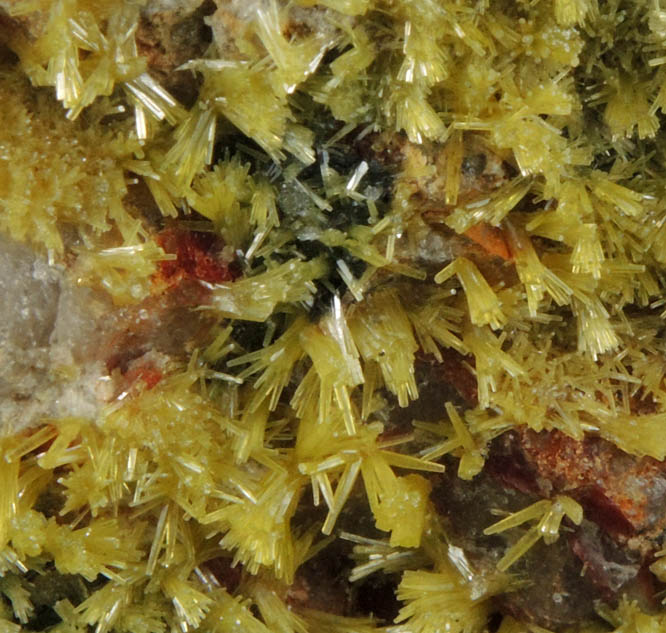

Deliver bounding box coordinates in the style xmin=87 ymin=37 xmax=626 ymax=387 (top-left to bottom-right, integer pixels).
xmin=3 ymin=0 xmax=666 ymax=631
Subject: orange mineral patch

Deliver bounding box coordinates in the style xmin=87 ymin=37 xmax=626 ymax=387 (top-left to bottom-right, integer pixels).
xmin=463 ymin=223 xmax=512 ymax=261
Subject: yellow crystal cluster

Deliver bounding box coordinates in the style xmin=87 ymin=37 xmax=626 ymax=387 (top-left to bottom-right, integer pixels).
xmin=2 ymin=0 xmax=666 ymax=631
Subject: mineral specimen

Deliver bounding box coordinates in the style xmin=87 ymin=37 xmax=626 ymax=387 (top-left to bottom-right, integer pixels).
xmin=2 ymin=1 xmax=666 ymax=632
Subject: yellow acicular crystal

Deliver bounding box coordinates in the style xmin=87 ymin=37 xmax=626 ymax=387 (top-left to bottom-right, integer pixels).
xmin=435 ymin=258 xmax=506 ymax=330
xmin=484 ymin=496 xmax=583 ymax=572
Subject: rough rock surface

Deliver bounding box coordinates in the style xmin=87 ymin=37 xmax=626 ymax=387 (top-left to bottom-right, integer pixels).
xmin=136 ymin=0 xmax=215 ymax=106
xmin=0 ymin=234 xmax=110 ymax=432
xmin=429 ymin=428 xmax=666 ymax=630
xmin=0 ymin=229 xmax=230 ymax=432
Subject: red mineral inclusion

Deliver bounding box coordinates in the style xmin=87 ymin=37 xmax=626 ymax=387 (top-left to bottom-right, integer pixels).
xmin=123 ymin=362 xmax=164 ymax=390
xmin=156 ymin=227 xmax=236 ymax=285
xmin=99 ymin=228 xmax=238 ymax=394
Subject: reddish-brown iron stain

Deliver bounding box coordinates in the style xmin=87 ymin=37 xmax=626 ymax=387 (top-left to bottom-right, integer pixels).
xmin=156 ymin=227 xmax=235 ymax=285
